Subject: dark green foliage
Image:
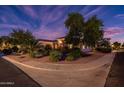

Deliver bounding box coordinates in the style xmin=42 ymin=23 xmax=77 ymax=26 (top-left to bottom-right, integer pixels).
xmin=10 ymin=29 xmax=35 ymax=46
xmin=11 ymin=46 xmax=18 ymax=53
xmin=49 ymin=50 xmax=62 ymax=62
xmin=65 ymin=54 xmax=75 ymax=61
xmin=96 ymin=47 xmax=112 ymax=53
xmin=84 ymin=15 xmax=103 ymax=47
xmin=2 ymin=48 xmax=12 ymax=55
xmin=65 ymin=48 xmax=81 ymax=61
xmin=29 ymin=50 xmax=44 ymax=58
xmin=44 ymin=44 xmax=52 ymax=55
xmin=65 ymin=13 xmax=84 ymax=47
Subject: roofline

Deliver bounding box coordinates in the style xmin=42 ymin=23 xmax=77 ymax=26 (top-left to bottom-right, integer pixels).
xmin=38 ymin=39 xmax=57 ymax=42
xmin=56 ymin=36 xmax=65 ymax=39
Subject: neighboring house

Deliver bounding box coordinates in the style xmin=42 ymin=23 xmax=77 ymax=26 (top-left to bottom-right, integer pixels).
xmin=38 ymin=37 xmax=65 ymax=49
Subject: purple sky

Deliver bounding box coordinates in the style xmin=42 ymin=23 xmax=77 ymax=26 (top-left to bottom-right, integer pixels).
xmin=0 ymin=5 xmax=124 ymax=43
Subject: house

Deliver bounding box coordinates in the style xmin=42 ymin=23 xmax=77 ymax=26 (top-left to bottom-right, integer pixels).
xmin=38 ymin=36 xmax=90 ymax=49
xmin=38 ymin=37 xmax=65 ymax=49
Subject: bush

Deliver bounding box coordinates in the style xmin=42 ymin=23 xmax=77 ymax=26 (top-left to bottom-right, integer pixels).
xmin=96 ymin=47 xmax=112 ymax=53
xmin=71 ymin=48 xmax=82 ymax=58
xmin=49 ymin=50 xmax=62 ymax=62
xmin=2 ymin=48 xmax=12 ymax=55
xmin=29 ymin=50 xmax=44 ymax=58
xmin=38 ymin=48 xmax=49 ymax=56
xmin=65 ymin=48 xmax=81 ymax=61
xmin=12 ymin=46 xmax=18 ymax=53
xmin=65 ymin=53 xmax=74 ymax=61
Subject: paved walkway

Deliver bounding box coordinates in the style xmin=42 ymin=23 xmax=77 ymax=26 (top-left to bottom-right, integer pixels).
xmin=3 ymin=53 xmax=115 ymax=87
xmin=0 ymin=58 xmax=40 ymax=87
xmin=105 ymin=52 xmax=124 ymax=87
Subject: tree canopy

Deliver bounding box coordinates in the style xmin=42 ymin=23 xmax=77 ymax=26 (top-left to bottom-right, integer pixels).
xmin=64 ymin=13 xmax=84 ymax=47
xmin=83 ymin=15 xmax=103 ymax=47
xmin=10 ymin=29 xmax=35 ymax=46
xmin=65 ymin=13 xmax=104 ymax=48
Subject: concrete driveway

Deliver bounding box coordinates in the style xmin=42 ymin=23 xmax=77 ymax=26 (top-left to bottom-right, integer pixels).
xmin=3 ymin=53 xmax=115 ymax=87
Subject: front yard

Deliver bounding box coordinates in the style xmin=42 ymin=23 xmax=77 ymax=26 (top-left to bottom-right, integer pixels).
xmin=6 ymin=51 xmax=105 ymax=65
xmin=3 ymin=52 xmax=115 ymax=86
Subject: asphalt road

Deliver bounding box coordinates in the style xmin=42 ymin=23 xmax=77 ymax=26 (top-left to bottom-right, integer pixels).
xmin=0 ymin=58 xmax=40 ymax=87
xmin=105 ymin=52 xmax=124 ymax=87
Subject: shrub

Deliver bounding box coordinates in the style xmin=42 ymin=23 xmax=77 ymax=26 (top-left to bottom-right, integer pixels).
xmin=29 ymin=50 xmax=44 ymax=58
xmin=96 ymin=47 xmax=112 ymax=53
xmin=49 ymin=50 xmax=62 ymax=62
xmin=65 ymin=53 xmax=74 ymax=61
xmin=71 ymin=48 xmax=82 ymax=58
xmin=38 ymin=48 xmax=49 ymax=56
xmin=12 ymin=46 xmax=18 ymax=53
xmin=2 ymin=48 xmax=12 ymax=55
xmin=65 ymin=48 xmax=81 ymax=61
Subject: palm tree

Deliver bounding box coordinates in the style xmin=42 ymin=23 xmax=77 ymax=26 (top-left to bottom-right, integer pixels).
xmin=84 ymin=15 xmax=103 ymax=48
xmin=64 ymin=12 xmax=84 ymax=48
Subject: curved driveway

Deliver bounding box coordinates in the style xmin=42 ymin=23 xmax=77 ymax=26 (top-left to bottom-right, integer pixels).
xmin=2 ymin=53 xmax=115 ymax=87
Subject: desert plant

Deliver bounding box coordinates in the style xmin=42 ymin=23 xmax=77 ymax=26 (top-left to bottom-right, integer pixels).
xmin=65 ymin=53 xmax=75 ymax=61
xmin=11 ymin=46 xmax=19 ymax=53
xmin=2 ymin=48 xmax=12 ymax=55
xmin=44 ymin=44 xmax=52 ymax=55
xmin=49 ymin=50 xmax=62 ymax=62
xmin=65 ymin=48 xmax=81 ymax=61
xmin=29 ymin=50 xmax=44 ymax=58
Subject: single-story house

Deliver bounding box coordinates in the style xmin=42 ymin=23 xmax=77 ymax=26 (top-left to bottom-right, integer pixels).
xmin=38 ymin=36 xmax=87 ymax=49
xmin=38 ymin=37 xmax=65 ymax=49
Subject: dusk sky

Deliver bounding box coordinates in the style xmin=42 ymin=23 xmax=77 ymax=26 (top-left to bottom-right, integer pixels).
xmin=0 ymin=5 xmax=124 ymax=43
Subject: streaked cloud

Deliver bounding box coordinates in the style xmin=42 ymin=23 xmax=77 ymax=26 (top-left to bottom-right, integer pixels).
xmin=84 ymin=6 xmax=104 ymax=17
xmin=104 ymin=27 xmax=124 ymax=37
xmin=115 ymin=14 xmax=124 ymax=18
xmin=0 ymin=5 xmax=124 ymax=43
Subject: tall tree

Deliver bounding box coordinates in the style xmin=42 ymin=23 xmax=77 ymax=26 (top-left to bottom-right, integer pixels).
xmin=10 ymin=29 xmax=34 ymax=46
xmin=10 ymin=29 xmax=36 ymax=53
xmin=84 ymin=15 xmax=103 ymax=48
xmin=64 ymin=13 xmax=84 ymax=48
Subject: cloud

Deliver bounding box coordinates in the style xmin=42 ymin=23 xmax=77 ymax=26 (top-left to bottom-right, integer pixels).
xmin=80 ymin=6 xmax=93 ymax=15
xmin=40 ymin=6 xmax=68 ymax=25
xmin=16 ymin=6 xmax=38 ymax=19
xmin=84 ymin=6 xmax=104 ymax=17
xmin=0 ymin=23 xmax=30 ymax=30
xmin=115 ymin=14 xmax=124 ymax=18
xmin=23 ymin=6 xmax=38 ymax=18
xmin=111 ymin=37 xmax=124 ymax=43
xmin=0 ymin=16 xmax=7 ymax=23
xmin=104 ymin=27 xmax=124 ymax=38
xmin=33 ymin=25 xmax=66 ymax=40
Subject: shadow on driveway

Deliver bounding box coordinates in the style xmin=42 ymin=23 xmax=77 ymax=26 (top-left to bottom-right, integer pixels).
xmin=105 ymin=52 xmax=124 ymax=87
xmin=0 ymin=58 xmax=41 ymax=87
